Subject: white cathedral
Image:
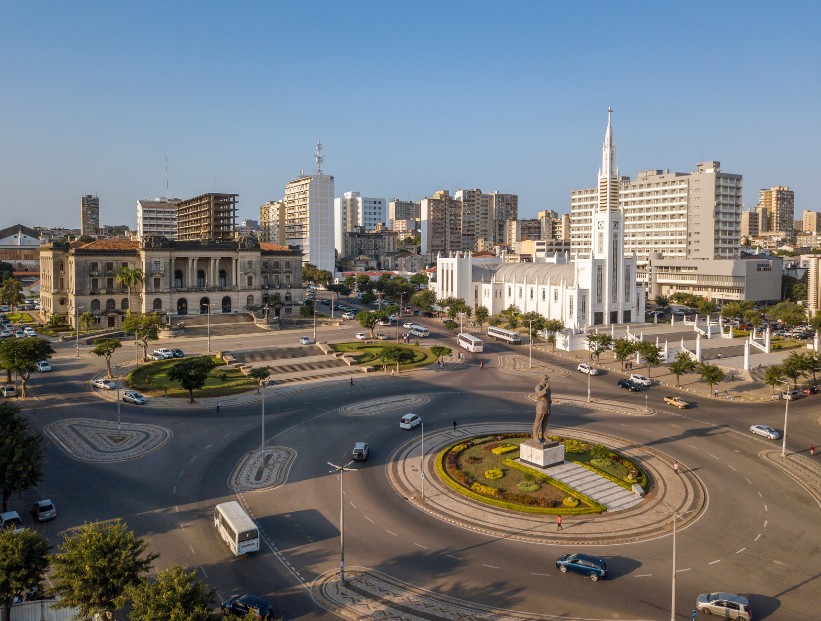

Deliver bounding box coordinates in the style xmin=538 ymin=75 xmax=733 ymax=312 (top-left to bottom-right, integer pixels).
xmin=433 ymin=110 xmax=645 ymax=329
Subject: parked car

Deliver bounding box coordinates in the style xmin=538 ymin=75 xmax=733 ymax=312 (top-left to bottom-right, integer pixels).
xmin=1 ymin=385 xmax=18 ymax=397
xmin=147 ymin=352 xmax=165 ymax=361
xmin=629 ymin=374 xmax=652 ymax=386
xmin=342 ymin=312 xmax=356 ymax=320
xmin=93 ymin=378 xmax=115 ymax=390
xmin=351 ymin=441 xmax=369 ymax=461
xmin=15 ymin=329 xmax=25 ymax=339
xmin=400 ymin=413 xmax=421 ymax=429
xmin=617 ymin=379 xmax=641 ymax=392
xmin=36 ymin=360 xmax=52 ymax=372
xmin=773 ymin=390 xmax=801 ymax=401
xmin=355 ymin=332 xmax=367 ymax=340
xmin=555 ymin=552 xmax=607 ymax=581
xmin=577 ymin=363 xmax=599 ymax=375
xmin=23 ymin=327 xmax=37 ymax=337
xmin=152 ymin=348 xmax=175 ymax=359
xmin=170 ymin=348 xmax=185 ymax=358
xmin=801 ymin=386 xmax=819 ymax=395
xmin=31 ymin=499 xmax=57 ymax=522
xmin=0 ymin=511 xmax=24 ymax=533
xmin=123 ymin=390 xmax=147 ymax=405
xmin=403 ymin=321 xmax=417 ymax=329
xmin=220 ymin=594 xmax=274 ymax=620
xmin=664 ymin=396 xmax=690 ymax=409
xmin=695 ymin=592 xmax=751 ymax=620
xmin=299 ymin=336 xmax=313 ymax=345
xmin=0 ymin=329 xmax=10 ymax=338
xmin=750 ymin=424 xmax=781 ymax=440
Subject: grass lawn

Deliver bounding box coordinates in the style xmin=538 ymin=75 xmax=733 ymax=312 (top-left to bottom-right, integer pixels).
xmin=127 ymin=355 xmax=257 ymax=398
xmin=330 ymin=342 xmax=437 ymax=369
xmin=6 ymin=312 xmax=34 ymax=324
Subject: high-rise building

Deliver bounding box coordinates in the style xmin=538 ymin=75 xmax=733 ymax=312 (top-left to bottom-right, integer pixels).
xmin=808 ymin=256 xmax=821 ymax=318
xmin=757 ymin=186 xmax=795 ymax=239
xmin=803 ymin=210 xmax=821 ymax=234
xmin=260 ymin=200 xmax=286 ymax=244
xmin=137 ymin=198 xmax=179 ymax=240
xmin=238 ymin=219 xmax=260 ymax=238
xmin=284 ymin=145 xmax=335 ymax=273
xmin=176 ymin=193 xmax=238 ymax=241
xmin=389 ymin=199 xmax=420 ymax=227
xmin=571 ymin=161 xmax=743 ymax=272
xmin=80 ymin=195 xmax=99 ymax=237
xmin=506 ymin=219 xmax=542 ymax=244
xmin=333 ymin=192 xmax=387 ymax=254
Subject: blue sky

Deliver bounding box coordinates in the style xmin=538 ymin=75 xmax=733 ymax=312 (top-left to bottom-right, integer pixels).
xmin=2 ymin=1 xmax=820 ymax=228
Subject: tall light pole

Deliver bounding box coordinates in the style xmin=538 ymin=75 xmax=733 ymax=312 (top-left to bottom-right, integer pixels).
xmin=313 ymin=299 xmax=317 ymax=342
xmin=260 ymin=379 xmax=267 ymax=454
xmin=420 ymin=421 xmax=425 ymax=501
xmin=75 ymin=305 xmax=85 ymax=357
xmin=779 ymin=379 xmax=790 ymax=458
xmin=587 ymin=365 xmax=592 ymax=403
xmin=327 ymin=460 xmax=354 ymax=586
xmin=655 ymin=501 xmax=694 ymax=621
xmin=114 ymin=364 xmax=123 ymax=438
xmin=206 ymin=303 xmax=212 ymax=354
xmin=528 ymin=319 xmax=533 ymax=369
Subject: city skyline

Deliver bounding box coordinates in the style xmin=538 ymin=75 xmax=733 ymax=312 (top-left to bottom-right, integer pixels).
xmin=3 ymin=2 xmax=820 ymax=228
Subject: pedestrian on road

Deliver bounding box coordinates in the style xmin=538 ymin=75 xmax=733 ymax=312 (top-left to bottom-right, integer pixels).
xmin=811 ymin=444 xmax=816 ymax=457
xmin=350 ymin=376 xmax=354 ymax=386
xmin=673 ymin=462 xmax=679 ymax=475
xmin=692 ymin=610 xmax=698 ymax=621
xmin=453 ymin=419 xmax=457 ymax=433
xmin=556 ymin=515 xmax=563 ymax=531
xmin=216 ymin=401 xmax=221 ymax=414
xmin=480 ymin=360 xmax=484 ymax=369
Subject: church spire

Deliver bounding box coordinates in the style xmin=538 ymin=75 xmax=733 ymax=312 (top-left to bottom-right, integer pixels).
xmin=600 ymin=107 xmax=616 ymax=179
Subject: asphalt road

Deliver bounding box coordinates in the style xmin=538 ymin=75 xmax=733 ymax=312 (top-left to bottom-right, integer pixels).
xmin=13 ymin=323 xmax=821 ymax=621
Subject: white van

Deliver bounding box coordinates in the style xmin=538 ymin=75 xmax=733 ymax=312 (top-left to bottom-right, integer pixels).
xmin=408 ymin=326 xmax=429 ymax=337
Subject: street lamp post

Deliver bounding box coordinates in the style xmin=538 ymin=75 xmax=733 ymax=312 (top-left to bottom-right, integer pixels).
xmin=206 ymin=303 xmax=211 ymax=354
xmin=420 ymin=421 xmax=425 ymax=501
xmin=260 ymin=380 xmax=266 ymax=454
xmin=655 ymin=501 xmax=694 ymax=621
xmin=313 ymin=300 xmax=317 ymax=342
xmin=327 ymin=460 xmax=355 ymax=586
xmin=74 ymin=305 xmax=85 ymax=357
xmin=528 ymin=319 xmax=533 ymax=369
xmin=779 ymin=379 xmax=790 ymax=458
xmin=114 ymin=364 xmax=122 ymax=437
xmin=587 ymin=365 xmax=592 ymax=403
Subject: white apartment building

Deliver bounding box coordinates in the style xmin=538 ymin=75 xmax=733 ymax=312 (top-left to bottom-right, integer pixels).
xmin=333 ymin=191 xmax=387 ymax=254
xmin=136 ymin=198 xmax=180 ymax=240
xmin=260 ymin=200 xmax=286 ymax=244
xmin=284 ymin=173 xmax=335 ymax=273
xmin=571 ymin=162 xmax=743 ymax=277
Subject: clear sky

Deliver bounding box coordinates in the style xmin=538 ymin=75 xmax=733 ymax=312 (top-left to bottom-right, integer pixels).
xmin=3 ymin=1 xmax=820 ymax=228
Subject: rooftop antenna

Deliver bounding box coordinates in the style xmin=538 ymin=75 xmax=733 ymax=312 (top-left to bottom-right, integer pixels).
xmin=316 ymin=141 xmax=323 ymax=175
xmin=165 ymin=155 xmax=169 ymax=198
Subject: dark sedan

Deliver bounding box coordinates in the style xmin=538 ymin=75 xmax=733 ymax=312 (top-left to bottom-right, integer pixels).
xmin=556 ymin=552 xmax=607 ymax=581
xmin=617 ymin=378 xmax=641 ymax=392
xmin=221 ymin=594 xmax=274 ymax=620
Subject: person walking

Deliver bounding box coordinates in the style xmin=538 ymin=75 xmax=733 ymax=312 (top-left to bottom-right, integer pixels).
xmin=673 ymin=462 xmax=680 ymax=475
xmin=556 ymin=515 xmax=563 ymax=531
xmin=350 ymin=376 xmax=354 ymax=386
xmin=811 ymin=444 xmax=816 ymax=457
xmin=480 ymin=360 xmax=485 ymax=369
xmin=216 ymin=401 xmax=221 ymax=414
xmin=452 ymin=419 xmax=458 ymax=433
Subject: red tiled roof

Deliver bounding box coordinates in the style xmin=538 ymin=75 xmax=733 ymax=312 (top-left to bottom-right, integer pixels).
xmin=259 ymin=242 xmax=291 ymax=252
xmin=76 ymin=239 xmax=140 ymax=251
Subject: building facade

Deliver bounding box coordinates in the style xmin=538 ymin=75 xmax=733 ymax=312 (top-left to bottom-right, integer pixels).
xmin=136 ymin=198 xmax=180 ymax=240
xmin=808 ymin=256 xmax=821 ymax=318
xmin=0 ymin=224 xmax=40 ymax=272
xmin=757 ymin=186 xmax=795 ymax=241
xmin=284 ymin=173 xmax=335 ymax=273
xmin=389 ymin=199 xmax=420 ymax=227
xmin=802 ymin=210 xmax=820 ymax=234
xmin=39 ymin=238 xmax=302 ymax=330
xmin=333 ymin=192 xmax=387 ymax=254
xmin=176 ymin=193 xmax=238 ymax=241
xmin=80 ymin=195 xmax=99 ymax=237
xmin=259 ymin=200 xmax=286 ymax=244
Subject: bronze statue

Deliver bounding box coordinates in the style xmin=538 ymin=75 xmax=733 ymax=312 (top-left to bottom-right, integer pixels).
xmin=532 ymin=375 xmax=552 ymax=442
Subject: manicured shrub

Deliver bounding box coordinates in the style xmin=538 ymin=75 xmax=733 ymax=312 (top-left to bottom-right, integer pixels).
xmin=484 ymin=468 xmax=504 ymax=480
xmin=471 ymin=482 xmax=498 ymax=497
xmin=491 ymin=443 xmax=519 ymax=455
xmin=517 ymin=481 xmax=540 ymax=492
xmin=563 ymin=497 xmax=579 ymax=507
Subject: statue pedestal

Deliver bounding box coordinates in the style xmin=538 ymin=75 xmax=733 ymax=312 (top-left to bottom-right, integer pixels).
xmin=519 ymin=439 xmax=565 ymax=469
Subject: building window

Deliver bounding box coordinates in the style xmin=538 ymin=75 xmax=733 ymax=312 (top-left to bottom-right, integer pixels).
xmin=542 ymin=290 xmax=545 ymax=301
xmin=121 ymin=299 xmax=129 ymax=310
xmin=153 ymin=298 xmax=162 ymax=310
xmin=106 ymin=299 xmax=115 ymax=311
xmin=507 ymin=286 xmax=511 ymax=296
xmin=153 ymin=277 xmax=160 ymax=289
xmin=273 ymin=261 xmax=280 ymax=270
xmin=247 ymin=275 xmax=253 ymax=287
xmin=91 ymin=278 xmax=99 ymax=292
xmin=596 ymin=267 xmax=603 ymax=303
xmin=153 ymin=260 xmax=160 ymax=272
xmin=91 ymin=299 xmax=101 ymax=311
xmin=106 ymin=262 xmax=114 ymax=272
xmin=106 ymin=277 xmax=114 ymax=290
xmin=569 ymin=296 xmax=574 ymax=316
xmin=285 ymin=261 xmax=290 ymax=270
xmin=174 ymin=270 xmax=183 ymax=288
xmin=91 ymin=262 xmax=99 ymax=272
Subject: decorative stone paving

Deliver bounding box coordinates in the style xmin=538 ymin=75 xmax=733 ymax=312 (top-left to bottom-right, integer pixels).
xmin=496 ymin=354 xmax=569 ymax=377
xmin=44 ymin=418 xmax=172 ymax=463
xmin=338 ymin=395 xmax=430 ymax=417
xmin=230 ymin=447 xmax=295 ymax=491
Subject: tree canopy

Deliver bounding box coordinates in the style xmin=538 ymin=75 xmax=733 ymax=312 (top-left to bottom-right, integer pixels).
xmin=0 ymin=528 xmax=50 ymax=621
xmin=91 ymin=338 xmax=122 ymax=378
xmin=122 ymin=314 xmax=166 ymax=361
xmin=0 ymin=338 xmax=54 ymax=397
xmin=124 ymin=565 xmax=217 ymax=621
xmin=0 ymin=279 xmax=25 ymax=313
xmin=0 ymin=401 xmax=43 ymax=512
xmin=167 ymin=357 xmax=217 ymax=403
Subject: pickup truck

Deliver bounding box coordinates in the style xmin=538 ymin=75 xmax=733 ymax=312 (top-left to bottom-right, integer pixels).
xmin=664 ymin=396 xmax=690 ymax=409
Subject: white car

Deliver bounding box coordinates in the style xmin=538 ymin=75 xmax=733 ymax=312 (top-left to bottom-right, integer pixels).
xmin=629 ymin=374 xmax=652 ymax=386
xmin=342 ymin=312 xmax=356 ymax=320
xmin=750 ymin=424 xmax=781 ymax=440
xmin=403 ymin=321 xmax=417 ymax=329
xmin=355 ymin=332 xmax=367 ymax=340
xmin=93 ymin=378 xmax=115 ymax=390
xmin=299 ymin=336 xmax=313 ymax=345
xmin=147 ymin=352 xmax=166 ymax=361
xmin=400 ymin=413 xmax=422 ymax=429
xmin=122 ymin=390 xmax=147 ymax=405
xmin=24 ymin=327 xmax=37 ymax=337
xmin=153 ymin=348 xmax=175 ymax=359
xmin=577 ymin=363 xmax=599 ymax=375
xmin=1 ymin=385 xmax=17 ymax=398
xmin=36 ymin=361 xmax=52 ymax=372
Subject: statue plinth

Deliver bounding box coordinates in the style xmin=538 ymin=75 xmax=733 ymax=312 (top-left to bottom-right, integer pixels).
xmin=519 ymin=439 xmax=565 ymax=469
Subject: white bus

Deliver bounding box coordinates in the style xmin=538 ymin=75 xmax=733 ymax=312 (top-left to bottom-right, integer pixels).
xmin=408 ymin=326 xmax=429 ymax=337
xmin=456 ymin=332 xmax=483 ymax=353
xmin=214 ymin=501 xmax=260 ymax=556
xmin=486 ymin=326 xmax=522 ymax=344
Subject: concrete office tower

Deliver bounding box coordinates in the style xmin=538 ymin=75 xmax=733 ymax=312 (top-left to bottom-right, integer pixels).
xmin=80 ymin=195 xmax=100 ymax=237
xmin=489 ymin=191 xmax=519 ymax=245
xmin=420 ymin=190 xmax=458 ymax=256
xmin=333 ymin=192 xmax=387 ymax=253
xmin=260 ymin=200 xmax=286 ymax=244
xmin=740 ymin=208 xmax=762 ymax=239
xmin=757 ymin=186 xmax=795 ymax=239
xmin=389 ymin=199 xmax=420 ymax=227
xmin=538 ymin=210 xmax=569 ymax=241
xmin=506 ymin=219 xmax=542 ymax=244
xmin=808 ymin=257 xmax=821 ymax=318
xmin=571 ymin=162 xmax=742 ymax=264
xmin=284 ymin=157 xmax=335 ymax=273
xmin=803 ymin=210 xmax=821 ymax=234
xmin=176 ymin=193 xmax=238 ymax=241
xmin=137 ymin=198 xmax=180 ymax=240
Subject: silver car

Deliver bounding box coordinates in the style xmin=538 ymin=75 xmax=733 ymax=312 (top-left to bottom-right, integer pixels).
xmin=696 ymin=592 xmax=751 ymax=620
xmin=750 ymin=424 xmax=780 ymax=440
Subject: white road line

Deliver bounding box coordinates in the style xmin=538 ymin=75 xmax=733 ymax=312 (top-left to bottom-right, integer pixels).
xmin=446 ymin=554 xmax=462 ymax=560
xmin=350 ymin=502 xmax=357 ymax=509
xmin=386 ymin=530 xmax=398 ymax=537
xmin=688 ymin=444 xmax=698 ymax=449
xmin=764 ymin=504 xmax=768 ymax=511
xmin=199 ymin=565 xmax=209 ymax=578
xmin=177 ymin=470 xmax=185 ymax=479
xmin=531 ymin=572 xmax=551 ymax=576
xmin=364 ymin=516 xmax=374 ymax=524
xmin=708 ymin=560 xmax=721 ymax=565
xmin=728 ymin=464 xmax=736 ymax=471
xmin=483 ymin=564 xmax=500 ymax=569
xmin=675 ymin=568 xmax=691 ymax=573
xmin=635 ymin=574 xmax=653 ymax=578
xmin=763 ymin=520 xmax=768 ymax=528
xmin=736 ymin=548 xmax=746 ymax=554
xmin=204 ymin=443 xmax=213 ymax=450
xmin=746 ymin=478 xmax=753 ymax=485
xmin=758 ymin=491 xmax=763 ymax=497
xmin=175 ymin=505 xmax=178 ymax=513
xmin=190 ymin=455 xmax=197 ymax=463
xmin=243 ymin=423 xmax=252 ymax=428
xmin=755 ymin=534 xmax=762 ymax=541
xmin=189 ymin=545 xmax=195 ymax=554
xmin=172 ymin=486 xmax=176 ymax=494
xmin=708 ymin=453 xmax=720 ymax=460
xmin=223 ymin=433 xmax=232 ymax=438
xmin=414 ymin=543 xmax=429 ymax=550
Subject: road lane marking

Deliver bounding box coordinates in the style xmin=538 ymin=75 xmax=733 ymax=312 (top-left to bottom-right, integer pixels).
xmin=223 ymin=433 xmax=232 ymax=438
xmin=189 ymin=545 xmax=195 ymax=554
xmin=177 ymin=470 xmax=185 ymax=479
xmin=364 ymin=516 xmax=374 ymax=524
xmin=635 ymin=574 xmax=653 ymax=578
xmin=205 ymin=443 xmax=213 ymax=450
xmin=414 ymin=543 xmax=429 ymax=550
xmin=386 ymin=530 xmax=398 ymax=537
xmin=763 ymin=504 xmax=768 ymax=511
xmin=199 ymin=565 xmax=208 ymax=578
xmin=746 ymin=478 xmax=753 ymax=485
xmin=758 ymin=491 xmax=763 ymax=497
xmin=708 ymin=560 xmax=721 ymax=565
xmin=763 ymin=520 xmax=768 ymax=528
xmin=736 ymin=548 xmax=746 ymax=554
xmin=350 ymin=502 xmax=357 ymax=509
xmin=755 ymin=534 xmax=762 ymax=541
xmin=531 ymin=572 xmax=551 ymax=576
xmin=675 ymin=568 xmax=691 ymax=573
xmin=708 ymin=453 xmax=719 ymax=460
xmin=728 ymin=464 xmax=736 ymax=471
xmin=190 ymin=455 xmax=197 ymax=463
xmin=172 ymin=486 xmax=176 ymax=494
xmin=483 ymin=564 xmax=500 ymax=569
xmin=446 ymin=554 xmax=462 ymax=560
xmin=175 ymin=505 xmax=178 ymax=512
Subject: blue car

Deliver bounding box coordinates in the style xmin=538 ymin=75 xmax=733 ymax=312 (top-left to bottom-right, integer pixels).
xmin=556 ymin=552 xmax=607 ymax=581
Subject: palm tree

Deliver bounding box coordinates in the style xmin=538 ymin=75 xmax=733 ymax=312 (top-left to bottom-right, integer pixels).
xmin=116 ymin=266 xmax=144 ymax=315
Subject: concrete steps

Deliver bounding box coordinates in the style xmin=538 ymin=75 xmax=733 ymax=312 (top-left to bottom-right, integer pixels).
xmin=548 ymin=461 xmax=642 ymax=511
